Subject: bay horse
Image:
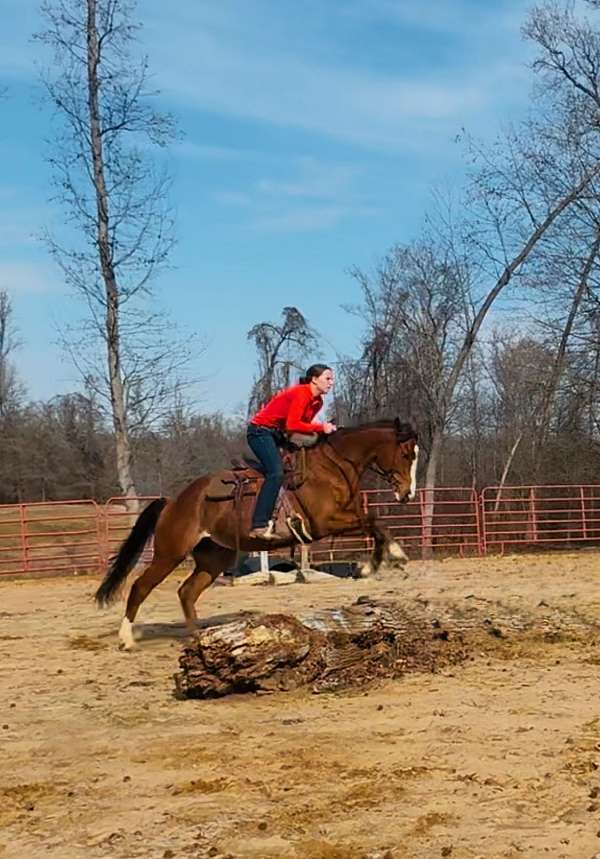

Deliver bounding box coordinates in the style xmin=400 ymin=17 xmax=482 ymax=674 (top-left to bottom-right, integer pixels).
xmin=95 ymin=418 xmax=419 ymax=649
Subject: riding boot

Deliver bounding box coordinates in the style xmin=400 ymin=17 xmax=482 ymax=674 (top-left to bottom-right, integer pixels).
xmin=248 ymin=520 xmax=286 ymax=541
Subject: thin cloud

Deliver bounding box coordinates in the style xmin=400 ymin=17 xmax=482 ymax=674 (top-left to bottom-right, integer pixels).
xmin=256 ymin=158 xmax=362 ymax=201
xmin=5 ymin=1 xmax=533 ymax=152
xmin=350 ymin=0 xmax=526 ymax=37
xmin=171 ymin=140 xmax=249 ymax=161
xmin=0 ymin=206 xmax=51 ymax=249
xmin=156 ymin=37 xmax=485 ymax=151
xmin=252 ymin=204 xmax=376 ymax=233
xmin=213 ymin=190 xmax=253 ymax=207
xmin=0 ymin=261 xmax=60 ymax=293
xmin=145 ymin=0 xmax=531 ymax=152
xmin=212 ymin=155 xmax=373 ymax=232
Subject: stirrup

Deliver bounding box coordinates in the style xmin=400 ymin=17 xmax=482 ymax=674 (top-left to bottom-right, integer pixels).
xmin=249 ymin=520 xmax=284 ymax=541
xmin=286 ymin=515 xmax=312 ymax=544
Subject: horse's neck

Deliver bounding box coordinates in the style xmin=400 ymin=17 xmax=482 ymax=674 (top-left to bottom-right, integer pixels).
xmin=318 ymin=428 xmax=380 ymax=477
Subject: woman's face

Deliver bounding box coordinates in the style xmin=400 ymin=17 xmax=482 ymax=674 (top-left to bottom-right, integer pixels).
xmin=312 ymin=368 xmax=334 ymax=395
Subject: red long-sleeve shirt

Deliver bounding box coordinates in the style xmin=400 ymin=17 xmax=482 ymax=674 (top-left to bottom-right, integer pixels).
xmin=250 ymin=384 xmax=325 ymax=433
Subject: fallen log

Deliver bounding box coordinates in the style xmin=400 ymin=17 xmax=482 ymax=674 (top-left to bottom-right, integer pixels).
xmin=175 ymin=598 xmax=472 ymax=699
xmin=175 ymin=595 xmax=600 ymax=699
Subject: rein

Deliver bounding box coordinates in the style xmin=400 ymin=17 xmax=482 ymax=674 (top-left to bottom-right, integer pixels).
xmin=322 ymin=435 xmax=399 ymax=490
xmin=368 ymin=461 xmax=403 ymax=484
xmin=320 ymin=440 xmax=361 ymax=494
xmin=320 ymin=431 xmax=415 ymax=521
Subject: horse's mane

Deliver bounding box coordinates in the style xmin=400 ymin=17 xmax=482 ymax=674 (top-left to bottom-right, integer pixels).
xmin=319 ymin=418 xmax=417 ymax=445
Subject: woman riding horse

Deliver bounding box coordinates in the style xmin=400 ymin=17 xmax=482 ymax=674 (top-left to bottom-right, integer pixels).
xmin=247 ymin=363 xmax=337 ymax=540
xmin=95 ymin=415 xmax=419 ymax=650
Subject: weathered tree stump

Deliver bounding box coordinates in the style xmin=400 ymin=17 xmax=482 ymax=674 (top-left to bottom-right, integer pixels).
xmin=175 ymin=598 xmax=472 ymax=698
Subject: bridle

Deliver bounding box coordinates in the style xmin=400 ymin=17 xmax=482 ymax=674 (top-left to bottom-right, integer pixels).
xmin=368 ymin=454 xmax=415 ymax=501
xmin=323 ymin=432 xmax=416 ymax=498
xmin=369 ymin=461 xmax=404 ymax=484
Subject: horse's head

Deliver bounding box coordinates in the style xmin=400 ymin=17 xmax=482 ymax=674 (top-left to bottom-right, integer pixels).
xmin=372 ymin=418 xmax=419 ymax=503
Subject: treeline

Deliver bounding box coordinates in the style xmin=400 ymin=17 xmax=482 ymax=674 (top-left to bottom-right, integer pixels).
xmin=1 ymin=324 xmax=600 ymax=504
xmin=0 ymin=394 xmax=244 ymax=504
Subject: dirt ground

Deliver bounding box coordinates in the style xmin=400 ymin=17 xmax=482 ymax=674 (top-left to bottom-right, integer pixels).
xmin=3 ymin=551 xmax=600 ymax=859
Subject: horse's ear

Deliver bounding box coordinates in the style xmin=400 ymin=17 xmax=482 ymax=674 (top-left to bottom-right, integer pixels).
xmin=394 ymin=416 xmax=418 ymax=442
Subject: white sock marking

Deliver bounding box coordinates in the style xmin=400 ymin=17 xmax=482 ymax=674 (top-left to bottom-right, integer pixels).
xmin=118 ymin=617 xmax=135 ymax=650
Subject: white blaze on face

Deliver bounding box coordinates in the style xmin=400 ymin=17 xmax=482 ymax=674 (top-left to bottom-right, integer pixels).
xmin=408 ymin=444 xmax=419 ymax=500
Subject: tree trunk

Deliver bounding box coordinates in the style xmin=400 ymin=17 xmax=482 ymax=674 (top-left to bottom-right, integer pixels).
xmin=175 ymin=598 xmax=471 ymax=699
xmin=421 ymin=427 xmax=443 ymax=560
xmin=533 ymin=230 xmax=600 ymax=474
xmin=493 ymin=431 xmax=524 ymax=512
xmin=86 ymin=0 xmax=137 ymax=501
xmin=175 ymin=595 xmax=599 ymax=699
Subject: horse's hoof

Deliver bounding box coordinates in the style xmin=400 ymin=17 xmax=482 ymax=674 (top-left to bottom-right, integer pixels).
xmin=118 ymin=641 xmax=134 ymax=652
xmin=387 ymin=541 xmax=408 ymax=564
xmin=118 ymin=618 xmax=136 ymax=651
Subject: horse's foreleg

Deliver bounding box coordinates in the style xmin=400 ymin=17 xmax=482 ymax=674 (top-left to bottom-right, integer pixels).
xmin=313 ymin=507 xmax=408 ymax=578
xmin=178 ymin=540 xmax=237 ymax=634
xmin=361 ymin=521 xmax=408 ymax=578
xmin=372 ymin=522 xmax=408 ymax=565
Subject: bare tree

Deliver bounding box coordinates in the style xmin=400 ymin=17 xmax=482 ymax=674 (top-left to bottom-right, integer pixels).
xmin=0 ymin=290 xmax=24 ymax=416
xmin=36 ymin=0 xmax=184 ymax=499
xmin=247 ymin=306 xmax=317 ymax=414
xmin=343 ymin=153 xmax=597 ymax=555
xmin=518 ymin=2 xmax=600 ymax=461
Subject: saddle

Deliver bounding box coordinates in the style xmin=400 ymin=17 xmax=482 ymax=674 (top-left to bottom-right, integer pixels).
xmin=231 ymin=430 xmax=317 ymax=488
xmin=206 ymin=441 xmax=314 ymax=544
xmin=229 ymin=446 xmax=308 ymax=491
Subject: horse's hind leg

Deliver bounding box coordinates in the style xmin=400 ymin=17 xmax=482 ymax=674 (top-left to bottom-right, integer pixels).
xmin=119 ymin=554 xmax=182 ymax=650
xmin=178 ymin=539 xmax=236 ymax=634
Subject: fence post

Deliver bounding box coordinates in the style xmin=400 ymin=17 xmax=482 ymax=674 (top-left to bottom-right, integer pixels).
xmin=97 ymin=503 xmax=109 ymax=574
xmin=418 ymin=489 xmax=426 ymax=559
xmin=259 ymin=551 xmax=269 ymax=574
xmin=362 ymin=491 xmax=373 ymax=553
xmin=580 ymin=487 xmax=588 ymax=540
xmin=19 ymin=504 xmax=30 ymax=575
xmin=478 ymin=490 xmax=487 ymax=556
xmin=528 ymin=487 xmax=538 ymax=543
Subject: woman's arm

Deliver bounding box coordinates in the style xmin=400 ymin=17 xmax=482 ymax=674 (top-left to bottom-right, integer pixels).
xmin=285 ymin=388 xmax=325 ymax=433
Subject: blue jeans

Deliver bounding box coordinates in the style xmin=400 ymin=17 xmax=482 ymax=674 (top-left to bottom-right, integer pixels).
xmin=246 ymin=425 xmax=284 ymax=528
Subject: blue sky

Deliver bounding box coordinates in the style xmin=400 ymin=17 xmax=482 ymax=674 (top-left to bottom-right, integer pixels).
xmin=0 ymin=0 xmax=535 ymax=415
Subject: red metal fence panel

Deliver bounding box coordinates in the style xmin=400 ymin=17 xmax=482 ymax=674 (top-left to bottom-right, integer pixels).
xmin=386 ymin=486 xmax=480 ymax=556
xmin=481 ymin=484 xmax=600 ymax=553
xmin=2 ymin=484 xmax=600 ymax=578
xmin=0 ymin=500 xmax=103 ymax=577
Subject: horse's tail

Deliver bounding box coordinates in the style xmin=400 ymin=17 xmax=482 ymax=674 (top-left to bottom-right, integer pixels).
xmin=95 ymin=497 xmax=168 ymax=607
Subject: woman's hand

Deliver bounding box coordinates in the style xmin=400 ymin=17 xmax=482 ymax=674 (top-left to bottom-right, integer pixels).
xmin=323 ymin=422 xmax=337 ymax=434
